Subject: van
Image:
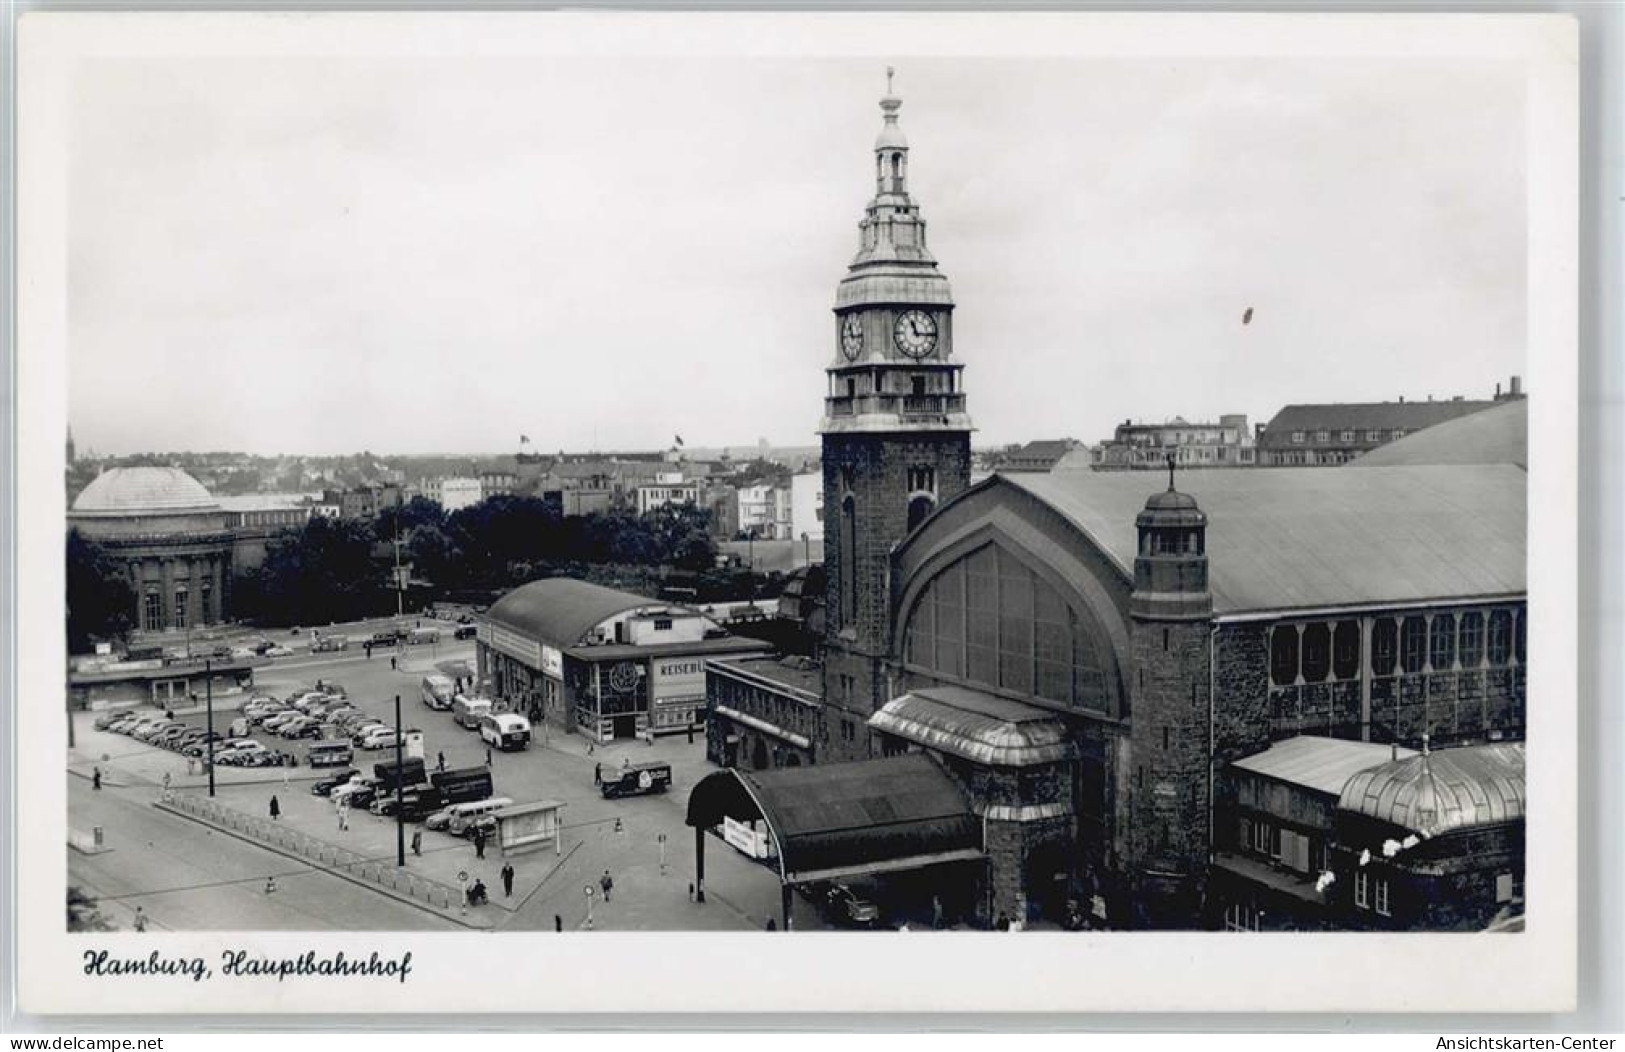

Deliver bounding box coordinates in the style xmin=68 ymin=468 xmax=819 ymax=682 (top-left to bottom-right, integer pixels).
xmin=420 ymin=674 xmax=455 ymax=711
xmin=452 ymin=696 xmax=493 ymax=730
xmin=408 ymin=626 xmax=442 ymax=646
xmin=308 ymin=739 xmax=355 ymax=768
xmin=479 ymin=712 xmax=531 ymax=752
xmin=442 ymin=797 xmax=515 ymax=836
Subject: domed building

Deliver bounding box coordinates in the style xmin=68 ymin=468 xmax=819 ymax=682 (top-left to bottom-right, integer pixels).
xmin=69 ymin=467 xmax=235 ymax=632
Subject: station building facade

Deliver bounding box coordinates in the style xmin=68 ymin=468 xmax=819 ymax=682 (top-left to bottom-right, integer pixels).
xmin=685 ymin=78 xmax=1527 ymax=933
xmin=477 ymin=578 xmax=769 ymax=742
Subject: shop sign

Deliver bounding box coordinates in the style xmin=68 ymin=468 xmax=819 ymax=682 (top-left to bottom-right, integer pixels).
xmin=541 ymin=645 xmax=563 ymax=679
xmin=651 ymin=657 xmax=705 ymax=707
xmin=723 ymin=816 xmax=774 ymax=860
xmin=486 ymin=622 xmax=543 ymax=668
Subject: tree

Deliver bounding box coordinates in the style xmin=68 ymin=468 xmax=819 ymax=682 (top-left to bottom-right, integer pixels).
xmin=245 ymin=516 xmax=388 ymax=625
xmin=66 ymin=529 xmax=134 ymax=652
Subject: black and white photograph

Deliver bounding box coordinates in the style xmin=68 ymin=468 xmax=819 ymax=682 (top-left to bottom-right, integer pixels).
xmin=13 ymin=10 xmax=1580 ymax=1018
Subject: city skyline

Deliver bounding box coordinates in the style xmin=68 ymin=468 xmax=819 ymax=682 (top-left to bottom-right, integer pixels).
xmin=68 ymin=56 xmax=1526 ymax=457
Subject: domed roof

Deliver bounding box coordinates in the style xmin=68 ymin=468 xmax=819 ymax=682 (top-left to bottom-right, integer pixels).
xmin=1143 ymin=488 xmax=1201 ymax=512
xmin=70 ymin=467 xmax=219 ymax=517
xmin=1338 ymin=742 xmax=1525 ymax=837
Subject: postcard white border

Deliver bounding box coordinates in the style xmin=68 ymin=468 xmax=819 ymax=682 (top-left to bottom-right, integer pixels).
xmin=14 ymin=10 xmax=1578 ymax=1016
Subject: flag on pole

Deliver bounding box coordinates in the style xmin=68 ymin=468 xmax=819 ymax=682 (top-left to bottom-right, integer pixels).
xmin=520 ymin=435 xmax=530 ymax=445
xmin=674 ymin=434 xmax=685 ymax=447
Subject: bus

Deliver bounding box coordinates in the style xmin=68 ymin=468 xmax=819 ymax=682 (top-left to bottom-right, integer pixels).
xmin=453 ymin=695 xmax=493 ymax=730
xmin=478 ymin=712 xmax=532 ymax=752
xmin=420 ymin=674 xmax=455 ymax=711
xmin=307 ymin=739 xmax=355 ymax=768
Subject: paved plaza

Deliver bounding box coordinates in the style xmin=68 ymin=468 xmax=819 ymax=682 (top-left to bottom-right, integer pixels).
xmin=68 ymin=621 xmax=835 ymax=933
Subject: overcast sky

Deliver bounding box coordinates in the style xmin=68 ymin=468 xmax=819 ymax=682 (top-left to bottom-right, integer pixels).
xmin=67 ymin=53 xmax=1527 ymax=456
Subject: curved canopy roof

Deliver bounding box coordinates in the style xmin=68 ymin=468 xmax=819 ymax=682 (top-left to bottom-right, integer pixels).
xmin=686 ymin=753 xmax=981 ymax=885
xmin=1338 ymin=742 xmax=1525 ymax=837
xmin=870 ymin=686 xmax=1076 ymax=767
xmin=1353 ymin=399 xmax=1527 ymax=470
xmin=70 ymin=467 xmax=219 ymax=517
xmin=484 ymin=577 xmax=660 ymax=647
xmin=1003 ymin=464 xmax=1525 ymax=616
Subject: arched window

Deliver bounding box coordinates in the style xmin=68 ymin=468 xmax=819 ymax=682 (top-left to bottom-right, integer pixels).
xmin=1371 ymin=618 xmax=1397 ymax=675
xmin=1488 ymin=610 xmax=1512 ymax=666
xmin=1270 ymin=626 xmax=1299 ymax=686
xmin=1429 ymin=614 xmax=1456 ymax=669
xmin=1332 ymin=621 xmax=1360 ymax=679
xmin=1301 ymin=623 xmax=1331 ymax=683
xmin=901 ymin=543 xmax=1114 ymax=712
xmin=1459 ymin=612 xmax=1484 ymax=667
xmin=891 ymin=152 xmax=903 ymax=191
xmin=1400 ymin=616 xmax=1427 ymax=674
xmin=907 ymin=495 xmax=934 ymax=532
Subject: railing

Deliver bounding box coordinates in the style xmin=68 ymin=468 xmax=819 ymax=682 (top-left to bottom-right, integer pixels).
xmin=163 ymin=793 xmax=465 ymax=912
xmin=826 ymin=394 xmax=965 ymax=419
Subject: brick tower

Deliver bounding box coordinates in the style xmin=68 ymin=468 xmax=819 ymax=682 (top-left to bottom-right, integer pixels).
xmin=1126 ymin=458 xmax=1214 ymax=928
xmin=820 ymin=71 xmax=973 ymax=762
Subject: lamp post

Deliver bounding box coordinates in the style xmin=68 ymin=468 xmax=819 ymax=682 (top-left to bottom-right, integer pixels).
xmin=205 ymin=658 xmax=216 ymax=797
xmin=394 ymin=693 xmax=406 ymax=867
xmin=801 ymin=531 xmax=809 ymax=568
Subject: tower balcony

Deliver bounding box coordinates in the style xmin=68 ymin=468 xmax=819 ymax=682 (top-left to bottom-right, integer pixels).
xmin=824 ymin=393 xmax=966 ymax=419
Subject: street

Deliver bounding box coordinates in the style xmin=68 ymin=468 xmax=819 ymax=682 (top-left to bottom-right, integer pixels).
xmin=69 ymin=613 xmax=833 ymax=933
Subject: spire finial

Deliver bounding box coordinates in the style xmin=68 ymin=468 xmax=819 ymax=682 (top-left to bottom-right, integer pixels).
xmin=887 ymin=66 xmax=895 ymax=94
xmin=1166 ymin=452 xmax=1177 ymax=492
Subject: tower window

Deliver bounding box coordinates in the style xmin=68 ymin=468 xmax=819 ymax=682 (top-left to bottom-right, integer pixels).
xmin=906 ymin=495 xmax=934 ymax=532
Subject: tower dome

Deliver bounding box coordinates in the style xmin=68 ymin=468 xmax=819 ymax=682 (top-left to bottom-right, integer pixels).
xmin=70 ymin=466 xmax=219 ymax=517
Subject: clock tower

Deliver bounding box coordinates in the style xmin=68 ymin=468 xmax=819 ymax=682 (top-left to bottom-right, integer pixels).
xmin=820 ymin=72 xmax=973 ymax=762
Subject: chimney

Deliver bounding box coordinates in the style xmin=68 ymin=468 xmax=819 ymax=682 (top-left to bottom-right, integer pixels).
xmin=1510 ymin=375 xmax=1523 ymax=397
xmin=1399 ymin=395 xmax=1404 ymax=404
xmin=1496 ymin=381 xmax=1503 ymax=398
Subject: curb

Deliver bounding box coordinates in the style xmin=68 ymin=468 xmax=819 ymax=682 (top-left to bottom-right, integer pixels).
xmin=153 ymin=799 xmax=493 ymax=931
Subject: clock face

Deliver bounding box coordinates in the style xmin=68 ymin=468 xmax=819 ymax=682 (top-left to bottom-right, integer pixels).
xmin=893 ymin=309 xmax=939 ymax=358
xmin=840 ymin=314 xmax=864 ymax=360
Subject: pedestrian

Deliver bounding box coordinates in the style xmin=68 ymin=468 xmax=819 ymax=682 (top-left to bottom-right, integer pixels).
xmin=365 ymin=642 xmax=373 ymax=661
xmin=932 ymin=895 xmax=944 ymax=930
xmin=437 ymin=751 xmax=446 ymax=772
xmin=995 ymin=913 xmax=1010 ymax=931
xmin=622 ymin=756 xmax=630 ymax=770
xmin=269 ymin=794 xmax=280 ymax=821
xmin=337 ymin=802 xmax=349 ymax=832
xmin=599 ymin=869 xmax=613 ymax=903
xmin=485 ymin=746 xmax=493 ymax=767
xmin=92 ymin=766 xmax=102 ymax=791
xmin=688 ymin=882 xmax=695 ymax=903
xmin=390 ymin=656 xmax=398 ymax=671
xmin=766 ymin=918 xmax=776 ymax=931
xmin=593 ymin=764 xmax=602 ymax=787
xmin=133 ymin=907 xmax=147 ymax=932
xmin=411 ymin=830 xmax=423 ymax=857
xmin=501 ymin=862 xmax=515 ymax=898
xmin=554 ymin=914 xmax=563 ymax=933
xmin=686 ymin=723 xmax=694 ymax=745
xmin=474 ymin=828 xmax=487 ymax=859
xmin=586 ymin=739 xmax=595 ymax=756
xmin=265 ymin=876 xmax=277 ymax=895
xmin=166 ymin=708 xmax=175 ymax=721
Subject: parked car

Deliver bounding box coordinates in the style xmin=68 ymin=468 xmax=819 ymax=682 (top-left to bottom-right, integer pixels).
xmin=368 ymin=631 xmax=402 ymax=648
xmin=821 ymin=884 xmax=882 ymax=928
xmin=182 ymin=733 xmax=226 ymax=757
xmin=454 ymin=624 xmax=477 ymax=640
xmin=357 ymin=727 xmax=405 ymax=751
xmin=154 ymin=727 xmax=191 ymax=748
xmin=136 ymin=722 xmax=183 ymax=743
xmin=262 ymin=644 xmax=294 ymax=658
xmin=275 ymin=717 xmax=316 ymax=738
xmin=331 ymin=778 xmax=378 ymax=809
xmin=105 ymin=713 xmax=141 ymax=734
xmin=262 ymin=711 xmax=306 ymax=733
xmin=310 ymin=769 xmax=360 ymax=796
xmin=349 ymin=723 xmax=388 ymax=745
xmin=93 ymin=711 xmax=128 ymax=731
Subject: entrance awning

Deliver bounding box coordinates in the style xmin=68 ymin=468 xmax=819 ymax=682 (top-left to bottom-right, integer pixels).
xmin=686 ymin=753 xmax=983 ymax=885
xmin=869 ymin=686 xmax=1076 ymax=767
